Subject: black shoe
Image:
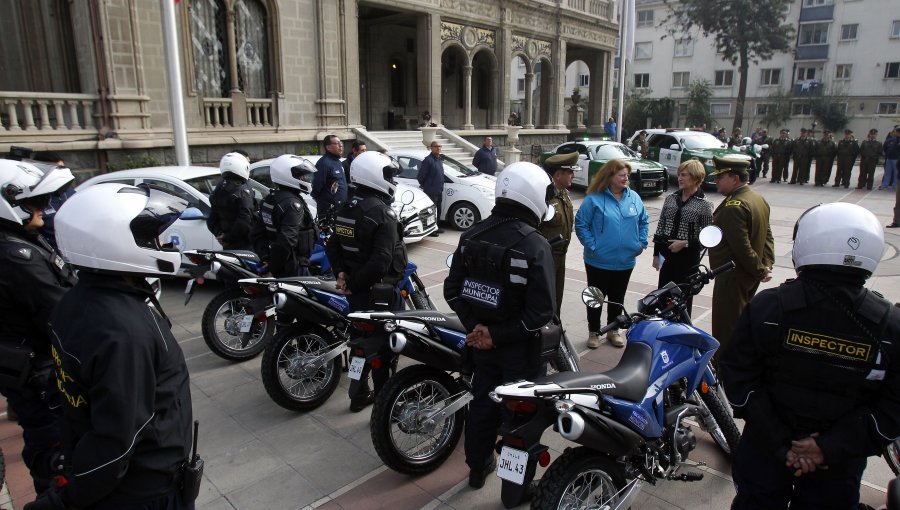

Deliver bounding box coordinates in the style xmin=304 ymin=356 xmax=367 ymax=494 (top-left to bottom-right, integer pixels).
xmin=349 ymin=391 xmax=375 ymax=412
xmin=468 ymin=456 xmax=497 ymax=489
xmin=436 ymin=228 xmax=446 ymax=234
xmin=888 ymin=223 xmax=900 ymax=229
xmin=428 ymin=231 xmax=440 ymax=237
xmin=832 ymin=184 xmax=841 ymax=187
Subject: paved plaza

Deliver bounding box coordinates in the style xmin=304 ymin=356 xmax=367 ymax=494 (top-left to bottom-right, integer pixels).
xmin=2 ymin=176 xmax=899 ymax=510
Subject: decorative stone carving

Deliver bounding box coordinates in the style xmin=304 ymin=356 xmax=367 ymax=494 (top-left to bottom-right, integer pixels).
xmin=511 ymin=34 xmax=552 ymax=60
xmin=442 ymin=21 xmax=495 ymax=49
xmin=440 ymin=0 xmax=498 ymax=18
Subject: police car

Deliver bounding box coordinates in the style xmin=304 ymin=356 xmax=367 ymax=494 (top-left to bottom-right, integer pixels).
xmin=77 ymin=166 xmax=273 ymax=275
xmin=628 ymin=129 xmax=751 ymax=185
xmin=540 ymin=140 xmax=668 ymax=197
xmin=388 ymin=149 xmax=496 ymax=230
xmin=249 ymin=156 xmax=439 ymax=243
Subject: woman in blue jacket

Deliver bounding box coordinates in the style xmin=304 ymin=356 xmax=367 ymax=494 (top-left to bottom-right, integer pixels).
xmin=575 ymin=159 xmax=649 ymax=348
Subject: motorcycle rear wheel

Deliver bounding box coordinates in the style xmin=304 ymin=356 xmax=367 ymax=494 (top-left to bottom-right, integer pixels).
xmin=407 ymin=273 xmax=435 ymax=310
xmin=202 ymin=288 xmax=275 ymax=361
xmin=260 ymin=324 xmax=343 ymax=412
xmin=697 ymin=388 xmax=741 ymax=458
xmin=884 ymin=439 xmax=900 ymax=476
xmin=533 ymin=447 xmax=627 ymax=510
xmin=371 ymin=364 xmax=464 ymax=474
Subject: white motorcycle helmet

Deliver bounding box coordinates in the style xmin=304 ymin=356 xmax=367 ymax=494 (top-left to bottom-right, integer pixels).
xmin=219 ymin=152 xmax=250 ymax=181
xmin=0 ymin=159 xmax=74 ymax=227
xmin=55 ymin=183 xmax=187 ymax=276
xmin=792 ymin=202 xmax=884 ymax=276
xmin=350 ymin=151 xmax=400 ymax=197
xmin=495 ymin=162 xmax=555 ymax=222
xmin=271 ymin=155 xmax=315 ymax=194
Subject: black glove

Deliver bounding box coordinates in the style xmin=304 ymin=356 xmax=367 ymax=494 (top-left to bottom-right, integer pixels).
xmin=23 ymin=489 xmax=67 ymax=510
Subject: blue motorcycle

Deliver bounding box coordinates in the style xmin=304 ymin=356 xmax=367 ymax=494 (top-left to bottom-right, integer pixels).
xmin=242 ymin=259 xmax=434 ymax=412
xmin=491 ymin=227 xmax=740 ymax=509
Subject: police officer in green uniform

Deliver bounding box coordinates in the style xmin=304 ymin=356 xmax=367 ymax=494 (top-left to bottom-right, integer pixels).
xmin=630 ymin=130 xmax=649 ymax=156
xmin=709 ymin=156 xmax=774 ymax=359
xmin=790 ymin=128 xmax=814 ymax=185
xmin=770 ymin=129 xmax=793 ymax=184
xmin=814 ymin=130 xmax=837 ymax=187
xmin=729 ymin=128 xmax=743 ymax=149
xmin=834 ymin=129 xmax=860 ymax=188
xmin=538 ymin=152 xmax=576 ymax=317
xmin=857 ymin=129 xmax=883 ymax=190
xmin=757 ymin=129 xmax=771 ymax=178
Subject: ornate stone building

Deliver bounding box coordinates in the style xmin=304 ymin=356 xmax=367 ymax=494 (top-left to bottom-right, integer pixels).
xmin=0 ymin=0 xmax=618 ymax=170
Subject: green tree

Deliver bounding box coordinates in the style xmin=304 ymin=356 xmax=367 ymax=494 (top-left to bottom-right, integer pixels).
xmin=810 ymin=90 xmax=850 ymax=133
xmin=686 ymin=79 xmax=712 ymax=128
xmin=623 ymin=89 xmax=674 ymax=135
xmin=760 ymin=87 xmax=792 ymax=129
xmin=662 ymin=0 xmax=794 ymax=131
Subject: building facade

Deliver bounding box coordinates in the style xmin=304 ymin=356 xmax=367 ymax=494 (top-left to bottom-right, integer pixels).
xmin=0 ymin=0 xmax=619 ymax=172
xmin=621 ymin=0 xmax=900 ymax=136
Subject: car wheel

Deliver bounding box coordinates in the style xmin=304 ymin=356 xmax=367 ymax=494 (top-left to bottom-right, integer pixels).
xmin=448 ymin=202 xmax=480 ymax=230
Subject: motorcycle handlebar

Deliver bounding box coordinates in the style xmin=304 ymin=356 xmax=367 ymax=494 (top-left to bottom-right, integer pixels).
xmin=709 ymin=261 xmax=735 ymax=279
xmin=598 ymin=321 xmax=620 ymax=335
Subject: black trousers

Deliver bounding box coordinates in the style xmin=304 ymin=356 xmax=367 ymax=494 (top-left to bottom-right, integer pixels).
xmin=584 ymin=263 xmax=634 ymax=332
xmin=657 ymin=246 xmax=702 ymax=317
xmin=731 ymin=427 xmax=865 ymax=510
xmin=465 ymin=345 xmax=540 ymax=471
xmin=93 ymin=488 xmax=195 ymax=510
xmin=347 ymin=288 xmax=402 ymax=400
xmin=1 ymin=375 xmax=62 ymax=493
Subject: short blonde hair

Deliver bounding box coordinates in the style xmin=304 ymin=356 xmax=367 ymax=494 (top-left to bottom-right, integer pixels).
xmin=677 ymin=159 xmax=706 ymax=188
xmin=587 ymin=159 xmax=631 ymax=195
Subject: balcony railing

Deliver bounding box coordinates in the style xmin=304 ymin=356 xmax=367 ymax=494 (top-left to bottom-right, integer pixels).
xmin=793 ymin=80 xmax=825 ymax=97
xmin=0 ymin=92 xmax=99 ymax=133
xmin=201 ymin=97 xmax=275 ymax=129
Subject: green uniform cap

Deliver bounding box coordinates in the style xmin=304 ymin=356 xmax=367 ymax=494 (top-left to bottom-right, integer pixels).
xmin=543 ymin=152 xmax=579 ymax=172
xmin=709 ymin=155 xmax=750 ymax=176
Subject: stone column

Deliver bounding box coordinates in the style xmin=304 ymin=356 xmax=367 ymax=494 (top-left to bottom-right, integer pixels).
xmin=463 ymin=64 xmax=474 ymax=130
xmin=523 ymin=71 xmax=534 ymax=129
xmin=549 ymin=38 xmax=567 ymax=129
xmin=489 ymin=66 xmax=501 ymax=128
xmin=495 ymin=23 xmax=512 ymax=129
xmin=418 ymin=14 xmax=442 ymax=125
xmin=225 ymin=1 xmax=240 ymax=94
xmin=342 ymin=0 xmax=361 ymax=126
xmin=588 ymin=50 xmax=607 ymax=134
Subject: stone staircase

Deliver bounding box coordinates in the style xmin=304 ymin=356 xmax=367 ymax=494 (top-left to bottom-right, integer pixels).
xmin=363 ymin=129 xmax=475 ymax=167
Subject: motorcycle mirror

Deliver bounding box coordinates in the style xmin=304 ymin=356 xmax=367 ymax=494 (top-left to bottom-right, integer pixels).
xmin=401 ymin=189 xmax=415 ymax=206
xmin=698 ymin=225 xmax=723 ymax=248
xmin=581 ymin=286 xmax=605 ymax=309
xmin=446 ymin=254 xmax=453 ymax=267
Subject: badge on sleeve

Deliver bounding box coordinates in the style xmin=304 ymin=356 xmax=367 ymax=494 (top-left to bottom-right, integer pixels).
xmin=726 ymin=200 xmax=742 ymax=207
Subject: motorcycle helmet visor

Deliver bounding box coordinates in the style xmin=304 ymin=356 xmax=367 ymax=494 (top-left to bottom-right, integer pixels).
xmin=290 ymin=160 xmax=316 ymax=184
xmin=382 ymin=157 xmax=401 ymax=184
xmin=128 ymin=184 xmax=188 ymax=251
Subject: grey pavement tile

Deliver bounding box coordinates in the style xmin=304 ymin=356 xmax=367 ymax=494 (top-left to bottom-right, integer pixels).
xmin=192 ymin=404 xmax=256 ymax=459
xmin=230 ymin=396 xmax=313 ymax=435
xmin=208 ymin=380 xmax=273 ymax=417
xmin=192 ymin=362 xmax=259 ymax=397
xmin=224 ymin=466 xmax=318 ymax=510
xmin=204 ymin=439 xmax=289 ymax=495
xmin=197 ymin=495 xmax=237 ymax=510
xmin=195 ymin=473 xmax=224 ymax=508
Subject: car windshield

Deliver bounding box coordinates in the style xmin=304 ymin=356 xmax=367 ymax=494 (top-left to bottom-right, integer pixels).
xmin=681 ymin=133 xmax=726 ymax=150
xmin=184 ymin=175 xmax=270 ymax=201
xmin=442 ymin=156 xmax=478 ymax=177
xmin=593 ymin=143 xmax=636 ymax=160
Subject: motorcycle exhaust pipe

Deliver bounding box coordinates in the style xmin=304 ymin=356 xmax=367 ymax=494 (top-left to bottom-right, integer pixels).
xmin=558 ymin=411 xmax=587 ymax=442
xmin=389 ymin=332 xmax=408 ymax=353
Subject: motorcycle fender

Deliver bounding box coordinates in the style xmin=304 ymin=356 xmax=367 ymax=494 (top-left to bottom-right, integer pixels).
xmin=395 ymin=332 xmax=464 ymax=373
xmin=347 ymin=334 xmax=386 ymax=359
xmin=700 ymin=364 xmax=718 ymax=387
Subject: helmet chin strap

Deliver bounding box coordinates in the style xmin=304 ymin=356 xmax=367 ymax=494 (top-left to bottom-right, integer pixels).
xmin=21 ymin=203 xmax=43 ymax=231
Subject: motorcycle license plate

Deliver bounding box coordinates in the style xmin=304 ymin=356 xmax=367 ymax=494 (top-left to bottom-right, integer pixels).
xmin=348 ymin=356 xmax=365 ymax=381
xmin=239 ymin=315 xmax=254 ymax=333
xmin=496 ymin=446 xmax=528 ymax=485
xmin=642 ymin=180 xmax=656 ymax=188
xmin=184 ymin=279 xmax=194 ymax=295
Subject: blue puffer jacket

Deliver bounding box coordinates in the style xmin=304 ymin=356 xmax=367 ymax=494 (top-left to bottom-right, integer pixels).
xmin=575 ymin=187 xmax=649 ymax=270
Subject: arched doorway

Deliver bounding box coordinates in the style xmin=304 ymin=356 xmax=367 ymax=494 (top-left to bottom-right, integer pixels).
xmin=565 ymin=60 xmax=590 ymax=126
xmin=471 ymin=49 xmax=497 ymax=128
xmin=440 ymin=45 xmax=467 ymax=129
xmin=534 ymin=57 xmax=553 ymax=128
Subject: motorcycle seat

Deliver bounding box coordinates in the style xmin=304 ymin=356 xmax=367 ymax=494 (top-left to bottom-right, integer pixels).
xmin=543 ymin=342 xmax=651 ymax=402
xmin=391 ymin=310 xmax=465 ymax=333
xmin=278 ymin=276 xmax=341 ymax=294
xmin=222 ymin=250 xmax=260 ymax=262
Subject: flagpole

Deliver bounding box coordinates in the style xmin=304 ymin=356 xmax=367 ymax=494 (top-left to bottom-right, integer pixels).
xmin=615 ymin=0 xmax=633 ymax=143
xmin=161 ymin=0 xmax=190 ymax=166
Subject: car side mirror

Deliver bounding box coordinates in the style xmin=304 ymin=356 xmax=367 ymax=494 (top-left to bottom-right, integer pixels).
xmin=180 ymin=207 xmax=206 ymax=220
xmin=669 ymin=144 xmax=680 ymax=150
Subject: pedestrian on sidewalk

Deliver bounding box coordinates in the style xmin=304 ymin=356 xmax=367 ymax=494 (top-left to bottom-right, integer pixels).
xmin=881 ymin=126 xmax=899 ymax=190
xmin=472 ymin=136 xmax=497 ymax=176
xmin=834 ymin=130 xmax=860 ymax=188
xmin=418 ymin=141 xmax=446 ymax=236
xmin=857 ymin=129 xmax=883 ymax=190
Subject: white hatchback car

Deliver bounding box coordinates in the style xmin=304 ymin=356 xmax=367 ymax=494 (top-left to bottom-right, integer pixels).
xmin=388 ymin=149 xmax=495 ymax=230
xmin=77 ymin=166 xmax=273 ymax=275
xmin=248 ymin=156 xmax=438 ymax=243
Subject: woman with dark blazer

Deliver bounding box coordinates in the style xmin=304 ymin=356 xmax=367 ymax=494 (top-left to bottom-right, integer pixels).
xmin=652 ymin=159 xmax=713 ymax=316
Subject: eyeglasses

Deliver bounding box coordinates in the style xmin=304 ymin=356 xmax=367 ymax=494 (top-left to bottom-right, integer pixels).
xmin=329 ymin=141 xmax=343 ymax=146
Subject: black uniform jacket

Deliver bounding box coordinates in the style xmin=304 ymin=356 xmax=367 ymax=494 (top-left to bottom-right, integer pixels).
xmin=444 ymin=202 xmax=555 ymax=347
xmin=325 ymin=188 xmax=406 ymax=294
xmin=720 ymin=273 xmax=900 ymax=465
xmin=206 ymin=176 xmax=254 ymax=247
xmin=49 ymin=273 xmax=192 ymax=508
xmin=251 ymin=188 xmax=316 ymax=277
xmin=0 ymin=228 xmax=76 ymax=354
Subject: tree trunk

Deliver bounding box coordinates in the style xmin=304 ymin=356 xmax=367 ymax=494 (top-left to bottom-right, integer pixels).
xmin=734 ymin=50 xmax=749 ymax=132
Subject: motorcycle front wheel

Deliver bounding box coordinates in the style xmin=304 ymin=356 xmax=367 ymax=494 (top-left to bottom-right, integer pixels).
xmin=370 ymin=364 xmax=465 ymax=475
xmin=697 ymin=388 xmax=741 ymax=458
xmin=260 ymin=324 xmax=343 ymax=412
xmin=406 ymin=273 xmax=435 ymax=310
xmin=201 ymin=288 xmax=275 ymax=361
xmin=534 ymin=447 xmax=627 ymax=510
